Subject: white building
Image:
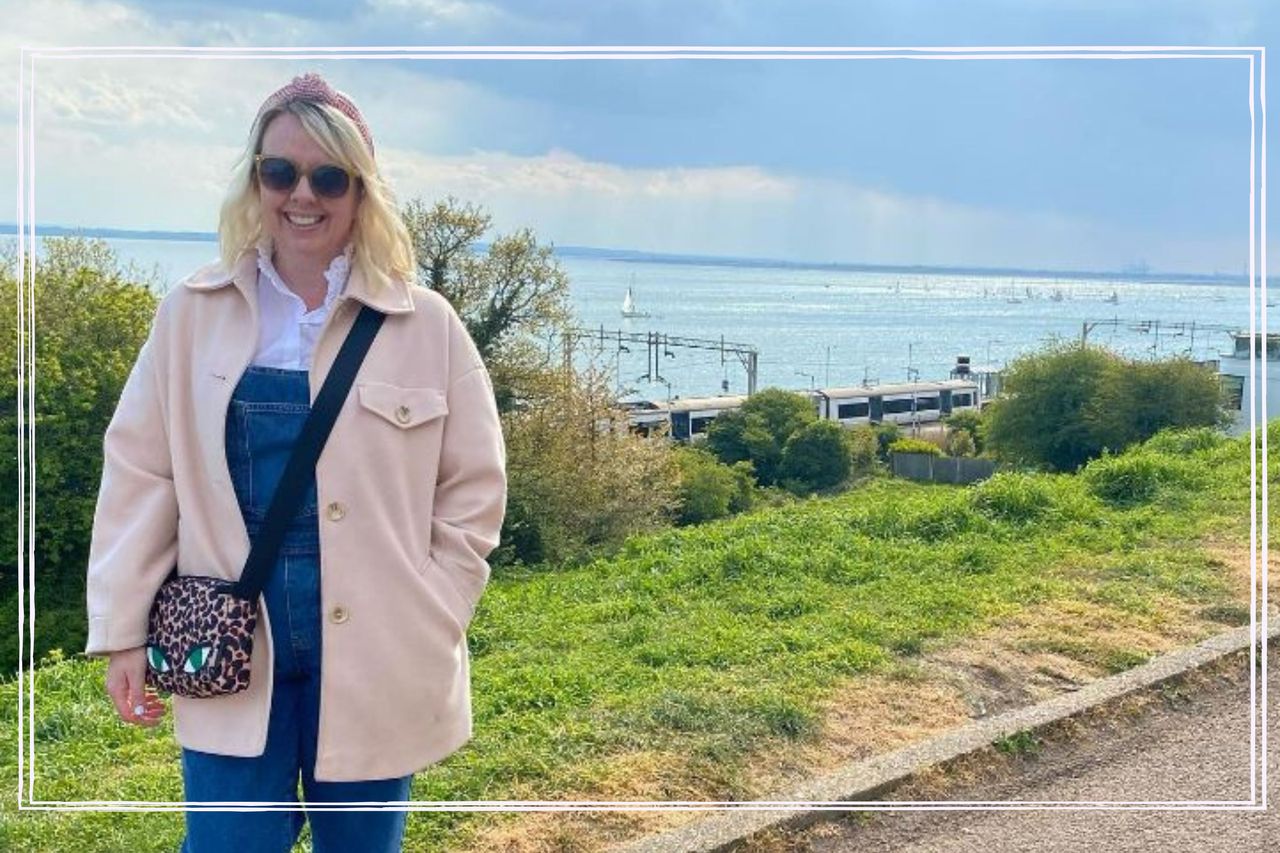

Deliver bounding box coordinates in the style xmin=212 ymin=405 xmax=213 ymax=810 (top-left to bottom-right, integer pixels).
xmin=1218 ymin=331 xmax=1280 ymax=436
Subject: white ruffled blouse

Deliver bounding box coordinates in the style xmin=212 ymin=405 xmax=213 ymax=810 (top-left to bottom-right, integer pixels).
xmin=252 ymin=242 xmax=354 ymax=370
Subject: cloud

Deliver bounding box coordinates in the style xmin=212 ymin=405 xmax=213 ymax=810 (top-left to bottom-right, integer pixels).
xmin=39 ymin=72 xmax=216 ymax=132
xmin=363 ymin=0 xmax=512 ymax=31
xmin=0 ymin=0 xmax=1264 ymax=274
xmin=377 ymin=145 xmax=1245 ymax=272
xmin=10 ymin=95 xmax=1251 ymax=272
xmin=387 ymin=147 xmax=794 ymax=198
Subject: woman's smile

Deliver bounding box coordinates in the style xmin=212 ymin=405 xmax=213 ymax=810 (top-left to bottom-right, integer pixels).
xmin=258 ymin=112 xmax=359 ymax=271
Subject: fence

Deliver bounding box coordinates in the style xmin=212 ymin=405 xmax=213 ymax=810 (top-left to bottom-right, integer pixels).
xmin=891 ymin=452 xmax=997 ymax=485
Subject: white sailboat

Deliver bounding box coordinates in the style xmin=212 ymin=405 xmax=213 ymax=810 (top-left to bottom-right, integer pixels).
xmin=621 ymin=284 xmax=649 ymax=318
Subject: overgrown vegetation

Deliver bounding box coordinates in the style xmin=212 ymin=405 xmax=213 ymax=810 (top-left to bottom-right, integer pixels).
xmin=0 ymin=239 xmax=160 ymax=674
xmin=672 ymin=446 xmax=755 ymax=525
xmin=983 ymin=343 xmax=1227 ymax=471
xmin=943 ymin=408 xmax=985 ymax=455
xmin=492 ymin=363 xmax=680 ymax=566
xmin=2 ymin=421 xmax=1265 ymax=851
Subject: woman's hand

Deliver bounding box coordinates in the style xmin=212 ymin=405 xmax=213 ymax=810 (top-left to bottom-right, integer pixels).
xmin=106 ymin=647 xmax=167 ymax=727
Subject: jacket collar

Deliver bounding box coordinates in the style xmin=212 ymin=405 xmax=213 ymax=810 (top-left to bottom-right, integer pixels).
xmin=184 ymin=247 xmax=416 ymax=315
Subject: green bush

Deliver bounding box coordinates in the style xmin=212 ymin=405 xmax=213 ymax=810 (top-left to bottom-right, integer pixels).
xmin=943 ymin=409 xmax=985 ymax=454
xmin=0 ymin=238 xmax=159 ymax=674
xmin=871 ymin=422 xmax=902 ymax=462
xmin=778 ymin=420 xmax=852 ymax=494
xmin=984 ymin=343 xmax=1225 ymax=472
xmin=1092 ymin=358 xmax=1230 ymax=450
xmin=673 ymin=446 xmax=755 ymax=525
xmin=983 ymin=345 xmax=1119 ymax=472
xmin=1142 ymin=426 xmax=1226 ymax=457
xmin=489 ymin=488 xmax=546 ymax=567
xmin=945 ymin=428 xmax=976 ymax=457
xmin=843 ymin=425 xmax=880 ymax=472
xmin=889 ymin=437 xmax=943 ymax=457
xmin=498 ymin=369 xmax=680 ymax=568
xmin=1082 ymin=451 xmax=1206 ymax=507
xmin=971 ymin=472 xmax=1057 ymax=523
xmin=706 ymin=388 xmax=817 ymax=486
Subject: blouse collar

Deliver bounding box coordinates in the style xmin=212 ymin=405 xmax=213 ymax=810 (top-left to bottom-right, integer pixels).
xmin=255 ymin=238 xmax=354 ymax=311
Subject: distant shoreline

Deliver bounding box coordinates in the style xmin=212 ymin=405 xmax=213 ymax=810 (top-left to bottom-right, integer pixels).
xmin=0 ymin=223 xmax=1256 ymax=286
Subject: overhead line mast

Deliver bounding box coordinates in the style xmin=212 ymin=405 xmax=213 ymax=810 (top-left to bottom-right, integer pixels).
xmin=568 ymin=326 xmax=760 ymax=396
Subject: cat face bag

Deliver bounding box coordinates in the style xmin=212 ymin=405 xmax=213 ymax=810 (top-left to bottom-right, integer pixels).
xmin=145 ymin=577 xmax=257 ymax=697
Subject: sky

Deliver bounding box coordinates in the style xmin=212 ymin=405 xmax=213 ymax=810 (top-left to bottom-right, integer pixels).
xmin=1 ymin=0 xmax=1277 ymax=274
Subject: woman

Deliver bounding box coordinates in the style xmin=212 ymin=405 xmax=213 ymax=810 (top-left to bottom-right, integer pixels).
xmin=84 ymin=73 xmax=507 ymax=852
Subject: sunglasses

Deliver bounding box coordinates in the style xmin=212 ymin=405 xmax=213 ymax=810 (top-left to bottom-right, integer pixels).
xmin=253 ymin=155 xmax=356 ymax=199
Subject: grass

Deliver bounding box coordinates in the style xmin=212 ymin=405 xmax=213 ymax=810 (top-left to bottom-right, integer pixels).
xmin=0 ymin=424 xmax=1271 ymax=852
xmin=993 ymin=729 xmax=1042 ymax=757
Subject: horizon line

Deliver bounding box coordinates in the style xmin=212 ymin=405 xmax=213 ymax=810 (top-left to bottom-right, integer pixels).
xmin=0 ymin=223 xmax=1255 ymax=283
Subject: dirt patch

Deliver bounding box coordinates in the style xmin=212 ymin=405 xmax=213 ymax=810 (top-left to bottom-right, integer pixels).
xmin=737 ymin=677 xmax=972 ymax=797
xmin=1199 ymin=534 xmax=1280 ymax=607
xmin=454 ymin=751 xmax=719 ymax=853
xmin=455 ymin=807 xmax=670 ymax=853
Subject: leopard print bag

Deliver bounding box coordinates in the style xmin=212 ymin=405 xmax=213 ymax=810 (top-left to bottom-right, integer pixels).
xmin=144 ymin=576 xmax=257 ymax=697
xmin=141 ymin=306 xmax=385 ymax=699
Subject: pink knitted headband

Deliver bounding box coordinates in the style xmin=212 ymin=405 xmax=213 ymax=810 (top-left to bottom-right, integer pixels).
xmin=255 ymin=72 xmax=375 ymax=156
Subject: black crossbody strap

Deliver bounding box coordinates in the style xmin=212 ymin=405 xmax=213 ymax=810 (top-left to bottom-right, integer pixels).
xmin=233 ymin=305 xmax=386 ymax=600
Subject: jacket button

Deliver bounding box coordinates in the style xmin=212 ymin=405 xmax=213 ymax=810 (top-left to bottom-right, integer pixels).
xmin=326 ymin=501 xmax=346 ymax=522
xmin=329 ymin=606 xmax=349 ymax=624
xmin=395 ymin=404 xmax=411 ymax=424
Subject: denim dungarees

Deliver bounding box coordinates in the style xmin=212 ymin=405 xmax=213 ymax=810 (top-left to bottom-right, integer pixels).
xmin=180 ymin=366 xmax=412 ymax=853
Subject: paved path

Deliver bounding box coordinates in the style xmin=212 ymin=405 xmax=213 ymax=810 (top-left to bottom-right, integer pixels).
xmin=790 ymin=651 xmax=1274 ymax=853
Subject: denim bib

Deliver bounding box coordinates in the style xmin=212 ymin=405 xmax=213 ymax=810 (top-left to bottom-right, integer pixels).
xmin=224 ymin=365 xmax=322 ymax=679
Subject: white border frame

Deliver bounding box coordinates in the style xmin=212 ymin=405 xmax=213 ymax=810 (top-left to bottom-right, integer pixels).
xmin=13 ymin=45 xmax=1269 ymax=815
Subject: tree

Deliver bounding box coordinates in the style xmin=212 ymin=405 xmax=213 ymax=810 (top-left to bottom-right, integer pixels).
xmin=1090 ymin=357 xmax=1228 ymax=448
xmin=984 ymin=343 xmax=1226 ymax=472
xmin=402 ymin=196 xmax=489 ymax=300
xmin=779 ymin=420 xmax=852 ymax=493
xmin=705 ymin=388 xmax=816 ymax=486
xmin=0 ymin=238 xmax=159 ymax=672
xmin=983 ymin=345 xmax=1118 ymax=472
xmin=402 ymin=197 xmax=573 ymax=380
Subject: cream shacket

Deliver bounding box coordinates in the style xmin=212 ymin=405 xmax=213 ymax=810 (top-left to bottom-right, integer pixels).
xmin=85 ymin=249 xmax=507 ymax=781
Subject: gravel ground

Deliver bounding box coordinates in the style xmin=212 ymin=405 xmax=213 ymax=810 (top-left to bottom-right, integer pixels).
xmin=777 ymin=647 xmax=1274 ymax=853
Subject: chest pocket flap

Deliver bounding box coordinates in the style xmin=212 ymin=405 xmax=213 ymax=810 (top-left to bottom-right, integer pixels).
xmin=357 ymin=382 xmax=449 ymax=429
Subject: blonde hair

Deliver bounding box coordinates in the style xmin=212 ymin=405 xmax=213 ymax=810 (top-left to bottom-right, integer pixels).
xmin=218 ymin=99 xmax=416 ymax=292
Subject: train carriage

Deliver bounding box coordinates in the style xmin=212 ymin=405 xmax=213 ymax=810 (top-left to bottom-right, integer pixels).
xmin=627 ymin=379 xmax=981 ymax=440
xmin=664 ymin=395 xmax=750 ymax=441
xmin=810 ymin=379 xmax=980 ymax=427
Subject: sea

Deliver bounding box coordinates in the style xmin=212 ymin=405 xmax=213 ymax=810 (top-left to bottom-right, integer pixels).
xmin=7 ymin=234 xmax=1264 ymax=404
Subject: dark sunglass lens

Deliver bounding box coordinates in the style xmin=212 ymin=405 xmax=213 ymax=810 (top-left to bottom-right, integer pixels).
xmin=258 ymin=157 xmax=297 ymax=192
xmin=310 ymin=165 xmax=351 ymax=199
